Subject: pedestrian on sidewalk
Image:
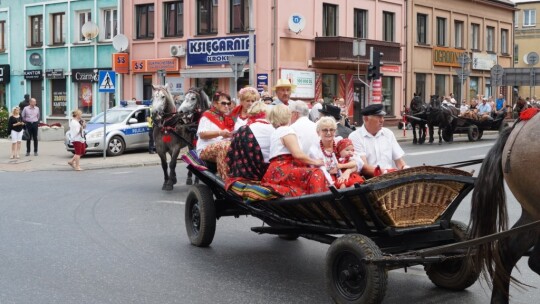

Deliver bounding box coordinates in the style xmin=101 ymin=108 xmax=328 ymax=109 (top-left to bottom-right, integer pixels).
xmin=68 ymin=109 xmax=86 ymax=171
xmin=19 ymin=94 xmax=30 ymax=114
xmin=7 ymin=107 xmax=25 ymax=159
xmin=21 ymin=97 xmax=40 ymax=156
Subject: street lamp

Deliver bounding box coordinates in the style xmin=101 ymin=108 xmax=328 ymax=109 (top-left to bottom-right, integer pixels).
xmin=82 ymin=21 xmax=99 ymax=40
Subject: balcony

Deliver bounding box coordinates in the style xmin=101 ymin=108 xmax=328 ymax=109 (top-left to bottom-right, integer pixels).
xmin=312 ymin=37 xmax=401 ymax=69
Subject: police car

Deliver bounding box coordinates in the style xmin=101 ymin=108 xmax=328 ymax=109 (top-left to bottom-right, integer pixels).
xmin=65 ymin=101 xmax=152 ymax=156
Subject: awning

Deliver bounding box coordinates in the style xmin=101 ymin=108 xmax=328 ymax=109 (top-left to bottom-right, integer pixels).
xmin=180 ymin=68 xmax=248 ymax=78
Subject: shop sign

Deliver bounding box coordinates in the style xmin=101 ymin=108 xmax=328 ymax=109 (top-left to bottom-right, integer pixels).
xmin=381 ymin=65 xmax=400 ymax=73
xmin=146 ymin=58 xmax=179 ymax=72
xmin=131 ymin=60 xmax=146 ymax=73
xmin=187 ymin=35 xmax=255 ymax=66
xmin=280 ymin=69 xmax=315 ymax=99
xmin=166 ymin=77 xmax=185 ymax=98
xmin=24 ymin=69 xmax=43 ymax=80
xmin=51 ymin=80 xmax=67 ymax=116
xmin=72 ymin=68 xmax=98 ymax=82
xmin=112 ymin=53 xmax=130 ymax=74
xmin=372 ymin=79 xmax=382 ymax=103
xmin=256 ymin=73 xmax=268 ymax=93
xmin=472 ymin=53 xmax=497 ymax=71
xmin=45 ymin=69 xmax=65 ymax=79
xmin=432 ymin=47 xmax=465 ymax=68
xmin=0 ymin=64 xmax=10 ymax=84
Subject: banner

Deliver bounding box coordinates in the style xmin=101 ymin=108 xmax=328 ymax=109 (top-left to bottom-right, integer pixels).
xmin=280 ymin=69 xmax=315 ymax=99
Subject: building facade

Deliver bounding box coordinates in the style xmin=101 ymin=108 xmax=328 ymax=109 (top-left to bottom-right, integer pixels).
xmin=405 ymin=0 xmax=515 ymax=106
xmin=0 ymin=0 xmax=118 ymax=125
xmin=120 ymin=0 xmax=405 ymax=125
xmin=514 ymin=0 xmax=540 ymax=100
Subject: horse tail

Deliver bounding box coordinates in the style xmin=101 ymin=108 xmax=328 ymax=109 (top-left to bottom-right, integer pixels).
xmin=469 ymin=126 xmax=512 ymax=289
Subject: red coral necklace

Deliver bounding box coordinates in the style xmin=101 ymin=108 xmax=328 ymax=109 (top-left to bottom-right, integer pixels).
xmin=320 ymin=140 xmax=336 ymax=158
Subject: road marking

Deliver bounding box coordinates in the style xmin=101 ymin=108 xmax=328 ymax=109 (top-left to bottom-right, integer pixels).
xmin=407 ymin=143 xmax=494 ymax=156
xmin=110 ymin=171 xmax=132 ymax=175
xmin=154 ymin=200 xmax=185 ymax=205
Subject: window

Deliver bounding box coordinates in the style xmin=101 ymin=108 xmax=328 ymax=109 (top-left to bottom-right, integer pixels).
xmin=415 ymin=74 xmax=426 ymax=101
xmin=486 ymin=26 xmax=494 ymax=52
xmin=230 ymin=0 xmax=248 ymax=33
xmin=514 ymin=44 xmax=519 ymax=64
xmin=197 ymin=0 xmax=218 ymax=35
xmin=136 ymin=4 xmax=154 ymax=39
xmin=354 ymin=9 xmax=367 ymax=39
xmin=30 ymin=15 xmax=43 ymax=47
xmin=51 ymin=79 xmax=67 ymax=116
xmin=436 ymin=17 xmax=446 ymax=46
xmin=322 ymin=74 xmax=337 ymax=104
xmin=165 ymin=1 xmax=184 ymax=37
xmin=471 ymin=23 xmax=480 ymax=50
xmin=51 ymin=13 xmax=65 ymax=45
xmin=469 ymin=77 xmax=479 ymax=99
xmin=515 ymin=11 xmax=519 ymax=28
xmin=323 ymin=3 xmax=338 ymax=36
xmin=382 ymin=77 xmax=395 ymax=115
xmin=383 ymin=11 xmax=394 ymax=42
xmin=77 ymin=11 xmax=91 ymax=42
xmin=102 ymin=8 xmax=118 ymax=41
xmin=501 ymin=29 xmax=509 ymax=54
xmin=435 ymin=74 xmax=446 ymax=97
xmin=452 ymin=75 xmax=462 ymax=104
xmin=455 ymin=21 xmax=463 ymax=48
xmin=0 ymin=21 xmax=5 ymax=51
xmin=524 ymin=9 xmax=536 ymax=27
xmin=78 ymin=82 xmax=93 ymax=114
xmin=417 ymin=14 xmax=427 ymax=44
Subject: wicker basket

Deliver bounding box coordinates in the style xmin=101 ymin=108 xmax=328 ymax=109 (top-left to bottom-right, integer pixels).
xmin=363 ymin=166 xmax=472 ymax=227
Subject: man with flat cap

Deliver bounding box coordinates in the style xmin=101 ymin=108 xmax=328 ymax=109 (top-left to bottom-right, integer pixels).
xmin=318 ymin=103 xmax=353 ymax=138
xmin=349 ymin=104 xmax=408 ymax=177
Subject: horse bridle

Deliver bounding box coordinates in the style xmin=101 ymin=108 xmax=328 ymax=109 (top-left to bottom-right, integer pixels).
xmin=178 ymin=89 xmax=205 ymax=124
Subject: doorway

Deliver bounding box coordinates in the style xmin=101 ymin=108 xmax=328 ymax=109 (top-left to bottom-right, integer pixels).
xmin=30 ymin=80 xmax=43 ymax=118
xmin=353 ymin=79 xmax=367 ymax=126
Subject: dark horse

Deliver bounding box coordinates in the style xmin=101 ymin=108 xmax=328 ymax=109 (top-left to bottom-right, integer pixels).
xmin=151 ymin=85 xmax=210 ymax=190
xmin=408 ymin=95 xmax=428 ymax=144
xmin=469 ymin=110 xmax=540 ymax=303
xmin=426 ymin=95 xmax=459 ymax=144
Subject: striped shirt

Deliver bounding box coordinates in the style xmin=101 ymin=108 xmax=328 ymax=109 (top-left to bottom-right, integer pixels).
xmin=22 ymin=106 xmax=40 ymax=123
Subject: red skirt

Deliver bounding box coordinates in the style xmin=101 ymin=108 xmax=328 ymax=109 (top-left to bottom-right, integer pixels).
xmin=334 ymin=171 xmax=364 ymax=188
xmin=261 ymin=155 xmax=328 ymax=197
xmin=73 ymin=141 xmax=86 ymax=156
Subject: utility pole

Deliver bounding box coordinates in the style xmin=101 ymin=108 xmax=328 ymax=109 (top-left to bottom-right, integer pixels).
xmin=248 ymin=0 xmax=255 ymax=86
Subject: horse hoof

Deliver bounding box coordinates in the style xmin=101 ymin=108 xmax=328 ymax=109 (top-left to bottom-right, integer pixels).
xmin=172 ymin=177 xmax=177 ymax=185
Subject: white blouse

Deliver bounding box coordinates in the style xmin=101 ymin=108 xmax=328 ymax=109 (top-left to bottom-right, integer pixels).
xmin=249 ymin=121 xmax=275 ymax=162
xmin=268 ymin=126 xmax=299 ymax=159
xmin=69 ymin=118 xmax=85 ymax=142
xmin=196 ymin=116 xmax=225 ymax=155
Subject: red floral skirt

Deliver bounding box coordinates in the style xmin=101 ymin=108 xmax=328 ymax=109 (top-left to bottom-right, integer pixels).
xmin=261 ymin=155 xmax=328 ymax=197
xmin=334 ymin=172 xmax=364 ymax=188
xmin=200 ymin=140 xmax=231 ymax=179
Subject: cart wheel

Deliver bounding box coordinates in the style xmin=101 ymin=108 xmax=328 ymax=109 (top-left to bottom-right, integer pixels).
xmin=425 ymin=221 xmax=480 ymax=291
xmin=442 ymin=126 xmax=453 ymax=142
xmin=326 ymin=234 xmax=387 ymax=304
xmin=467 ymin=125 xmax=480 ymax=141
xmin=278 ymin=234 xmax=300 ymax=241
xmin=477 ymin=130 xmax=483 ymax=140
xmin=185 ymin=184 xmax=216 ymax=247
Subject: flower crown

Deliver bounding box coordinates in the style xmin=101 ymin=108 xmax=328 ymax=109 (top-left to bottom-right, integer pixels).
xmin=238 ymin=86 xmax=259 ymax=97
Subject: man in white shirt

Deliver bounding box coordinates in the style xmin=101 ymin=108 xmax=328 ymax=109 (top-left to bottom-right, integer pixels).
xmin=309 ymin=98 xmax=324 ymax=122
xmin=271 ymin=79 xmax=296 ymax=106
xmin=349 ymin=104 xmax=408 ymax=177
xmin=289 ymin=100 xmax=319 ymax=155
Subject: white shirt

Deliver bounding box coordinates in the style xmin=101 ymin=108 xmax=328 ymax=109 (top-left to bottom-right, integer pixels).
xmin=309 ymin=103 xmax=323 ymax=121
xmin=196 ymin=116 xmax=225 ymax=155
xmin=349 ymin=125 xmax=404 ymax=169
xmin=234 ymin=117 xmax=248 ymax=131
xmin=249 ymin=121 xmax=275 ymax=162
xmin=290 ymin=116 xmax=319 ymax=155
xmin=69 ymin=118 xmax=85 ymax=142
xmin=269 ymin=126 xmax=299 ymax=159
xmin=309 ymin=144 xmax=364 ymax=173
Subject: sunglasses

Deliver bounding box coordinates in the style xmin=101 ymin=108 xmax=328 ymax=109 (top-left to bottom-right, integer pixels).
xmin=321 ymin=128 xmax=336 ymax=133
xmin=219 ymin=101 xmax=232 ymax=106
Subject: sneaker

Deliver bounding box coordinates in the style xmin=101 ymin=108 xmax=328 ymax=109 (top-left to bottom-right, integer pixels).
xmin=34 ymin=152 xmax=38 ymax=156
xmin=26 ymin=152 xmax=30 ymax=156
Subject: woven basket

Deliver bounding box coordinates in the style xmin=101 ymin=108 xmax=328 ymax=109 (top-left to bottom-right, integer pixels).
xmin=363 ymin=166 xmax=472 ymax=227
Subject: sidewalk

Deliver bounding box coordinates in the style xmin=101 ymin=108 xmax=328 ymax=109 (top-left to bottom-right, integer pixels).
xmin=0 ymin=127 xmax=495 ymax=172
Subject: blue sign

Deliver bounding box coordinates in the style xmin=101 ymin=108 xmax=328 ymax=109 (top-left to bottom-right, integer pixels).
xmin=98 ymin=70 xmax=115 ymax=93
xmin=187 ymin=35 xmax=256 ymax=66
xmin=256 ymin=73 xmax=268 ymax=93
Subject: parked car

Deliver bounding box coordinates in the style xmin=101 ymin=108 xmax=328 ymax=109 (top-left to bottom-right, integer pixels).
xmin=65 ymin=103 xmax=151 ymax=156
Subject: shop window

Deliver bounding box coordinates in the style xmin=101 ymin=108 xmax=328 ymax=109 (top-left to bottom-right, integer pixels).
xmin=0 ymin=21 xmax=5 ymax=51
xmin=383 ymin=11 xmax=394 ymax=42
xmin=30 ymin=15 xmax=43 ymax=47
xmin=197 ymin=0 xmax=218 ymax=35
xmin=76 ymin=11 xmax=91 ymax=43
xmin=469 ymin=77 xmax=479 ymax=99
xmin=164 ymin=1 xmax=184 ymax=37
xmin=143 ymin=75 xmax=153 ymax=100
xmin=52 ymin=13 xmax=65 ymax=45
xmin=354 ymin=9 xmax=367 ymax=39
xmin=51 ymin=79 xmax=67 ymax=116
xmin=136 ymin=4 xmax=155 ymax=39
xmin=195 ymin=78 xmax=218 ymax=99
xmin=322 ymin=74 xmax=337 ymax=104
xmin=102 ymin=8 xmax=118 ymax=41
xmin=454 ymin=21 xmax=463 ymax=48
xmin=323 ymin=3 xmax=338 ymax=37
xmin=435 ymin=74 xmax=446 ymax=97
xmin=382 ymin=77 xmax=394 ymax=115
xmin=0 ymin=84 xmax=6 ymax=109
xmin=78 ymin=82 xmax=93 ymax=114
xmin=415 ymin=73 xmax=426 ymax=102
xmin=230 ymin=0 xmax=249 ymax=33
xmin=436 ymin=17 xmax=446 ymax=46
xmin=417 ymin=14 xmax=427 ymax=45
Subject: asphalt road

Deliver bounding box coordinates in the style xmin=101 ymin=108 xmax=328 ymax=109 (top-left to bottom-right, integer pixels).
xmin=1 ymin=135 xmax=539 ymax=304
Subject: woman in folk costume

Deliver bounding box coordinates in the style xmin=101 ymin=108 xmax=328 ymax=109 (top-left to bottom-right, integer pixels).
xmin=196 ymin=91 xmax=235 ymax=178
xmin=261 ymin=104 xmax=327 ymax=197
xmin=225 ymin=101 xmax=275 ymax=189
xmin=232 ymin=86 xmax=260 ymax=130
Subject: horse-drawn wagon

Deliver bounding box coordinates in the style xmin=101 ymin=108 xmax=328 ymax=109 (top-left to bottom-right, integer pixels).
xmin=442 ymin=115 xmax=509 ymax=142
xmin=182 ymin=159 xmax=486 ymax=303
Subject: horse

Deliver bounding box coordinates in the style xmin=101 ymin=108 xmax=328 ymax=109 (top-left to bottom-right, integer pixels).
xmin=151 ymin=85 xmax=211 ymax=190
xmin=408 ymin=95 xmax=428 ymax=144
xmin=468 ymin=109 xmax=540 ymax=303
xmin=426 ymin=95 xmax=459 ymax=144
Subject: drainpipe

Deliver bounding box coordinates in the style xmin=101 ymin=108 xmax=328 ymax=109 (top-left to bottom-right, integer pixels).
xmin=272 ymin=0 xmax=278 ymax=85
xmin=248 ymin=0 xmax=255 ymax=86
xmin=403 ymin=0 xmax=408 ymax=113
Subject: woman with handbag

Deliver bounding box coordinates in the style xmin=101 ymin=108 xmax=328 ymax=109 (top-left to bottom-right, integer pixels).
xmin=8 ymin=107 xmax=25 ymax=159
xmin=68 ymin=109 xmax=86 ymax=171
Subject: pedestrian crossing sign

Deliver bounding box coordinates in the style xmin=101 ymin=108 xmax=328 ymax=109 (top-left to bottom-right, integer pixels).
xmin=98 ymin=70 xmax=116 ymax=93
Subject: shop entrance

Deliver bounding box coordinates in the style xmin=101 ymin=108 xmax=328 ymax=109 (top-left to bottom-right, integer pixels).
xmin=353 ymin=79 xmax=367 ymax=126
xmin=30 ymin=80 xmax=43 ymax=118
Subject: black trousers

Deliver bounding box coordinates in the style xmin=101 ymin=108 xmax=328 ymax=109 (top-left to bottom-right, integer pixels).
xmin=25 ymin=122 xmax=39 ymax=153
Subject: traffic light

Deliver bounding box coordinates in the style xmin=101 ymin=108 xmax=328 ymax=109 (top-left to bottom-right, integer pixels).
xmin=367 ymin=64 xmax=376 ymax=81
xmin=372 ymin=51 xmax=384 ymax=80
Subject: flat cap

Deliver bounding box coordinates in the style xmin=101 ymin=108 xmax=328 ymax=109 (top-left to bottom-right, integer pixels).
xmin=360 ymin=104 xmax=386 ymax=116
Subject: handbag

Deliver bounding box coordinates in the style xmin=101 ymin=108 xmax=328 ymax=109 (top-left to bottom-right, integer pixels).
xmin=22 ymin=129 xmax=30 ymax=141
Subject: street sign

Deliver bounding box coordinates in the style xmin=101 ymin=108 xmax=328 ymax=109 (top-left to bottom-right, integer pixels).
xmin=491 ymin=64 xmax=504 ymax=86
xmin=457 ymin=53 xmax=470 ymax=66
xmin=98 ymin=70 xmax=116 ymax=93
xmin=527 ymin=52 xmax=539 ymax=66
xmin=455 ymin=68 xmax=470 ymax=80
xmin=228 ymin=56 xmax=248 ymax=79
